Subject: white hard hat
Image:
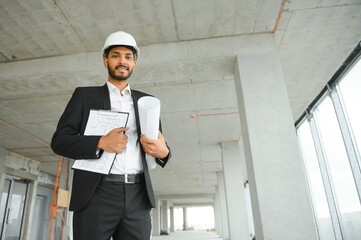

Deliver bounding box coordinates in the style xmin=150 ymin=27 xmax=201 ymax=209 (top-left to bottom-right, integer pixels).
xmin=102 ymin=31 xmax=140 ymax=60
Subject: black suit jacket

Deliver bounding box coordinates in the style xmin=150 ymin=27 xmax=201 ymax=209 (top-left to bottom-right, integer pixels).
xmin=51 ymin=84 xmax=169 ymax=211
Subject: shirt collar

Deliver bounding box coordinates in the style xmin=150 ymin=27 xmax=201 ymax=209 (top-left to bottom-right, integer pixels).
xmin=107 ymin=81 xmax=132 ymax=97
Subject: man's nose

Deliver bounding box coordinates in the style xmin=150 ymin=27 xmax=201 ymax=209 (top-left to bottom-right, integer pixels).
xmin=118 ymin=56 xmax=127 ymax=64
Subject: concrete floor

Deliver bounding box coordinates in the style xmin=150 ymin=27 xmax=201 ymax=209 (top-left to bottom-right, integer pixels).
xmin=152 ymin=231 xmax=223 ymax=240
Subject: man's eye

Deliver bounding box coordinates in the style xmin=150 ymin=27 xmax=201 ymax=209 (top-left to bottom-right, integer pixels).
xmin=112 ymin=55 xmax=119 ymax=58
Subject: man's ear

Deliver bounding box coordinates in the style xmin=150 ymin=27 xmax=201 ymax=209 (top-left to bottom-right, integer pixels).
xmin=103 ymin=56 xmax=108 ymax=68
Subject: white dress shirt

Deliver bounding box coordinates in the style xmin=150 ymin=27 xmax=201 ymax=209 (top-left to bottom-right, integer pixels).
xmin=107 ymin=81 xmax=143 ymax=174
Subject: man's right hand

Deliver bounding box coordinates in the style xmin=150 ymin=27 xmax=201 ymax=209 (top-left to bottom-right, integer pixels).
xmin=97 ymin=127 xmax=129 ymax=153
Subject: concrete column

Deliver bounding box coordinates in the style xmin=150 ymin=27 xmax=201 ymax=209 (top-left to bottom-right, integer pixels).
xmin=182 ymin=207 xmax=187 ymax=230
xmin=0 ymin=147 xmax=6 ymax=194
xmin=213 ymin=199 xmax=222 ymax=236
xmin=217 ymin=172 xmax=230 ymax=240
xmin=221 ymin=141 xmax=250 ymax=240
xmin=234 ymin=38 xmax=317 ymax=240
xmin=169 ymin=206 xmax=175 ymax=233
xmin=214 ymin=192 xmax=222 ymax=236
xmin=24 ymin=180 xmax=39 ymax=240
xmin=152 ymin=199 xmax=161 ymax=236
xmin=161 ymin=200 xmax=169 ymax=233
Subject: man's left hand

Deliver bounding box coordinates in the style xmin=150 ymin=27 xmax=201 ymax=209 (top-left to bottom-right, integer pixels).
xmin=140 ymin=131 xmax=169 ymax=159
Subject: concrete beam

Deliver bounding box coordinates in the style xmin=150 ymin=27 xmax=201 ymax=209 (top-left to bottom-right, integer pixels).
xmin=0 ymin=34 xmax=274 ymax=101
xmin=172 ymin=202 xmax=214 ymax=207
xmin=156 ymin=193 xmax=215 ymax=200
xmin=0 ymin=33 xmax=273 ymax=80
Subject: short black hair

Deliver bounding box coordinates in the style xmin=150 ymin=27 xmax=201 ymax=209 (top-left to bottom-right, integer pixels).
xmin=103 ymin=45 xmax=138 ymax=60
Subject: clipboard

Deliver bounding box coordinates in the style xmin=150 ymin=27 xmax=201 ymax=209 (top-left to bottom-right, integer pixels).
xmin=71 ymin=109 xmax=129 ymax=174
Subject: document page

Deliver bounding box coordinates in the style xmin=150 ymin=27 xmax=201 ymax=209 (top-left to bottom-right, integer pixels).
xmin=72 ymin=109 xmax=129 ymax=174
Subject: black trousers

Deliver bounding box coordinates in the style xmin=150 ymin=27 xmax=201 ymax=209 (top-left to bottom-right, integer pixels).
xmin=73 ymin=177 xmax=152 ymax=240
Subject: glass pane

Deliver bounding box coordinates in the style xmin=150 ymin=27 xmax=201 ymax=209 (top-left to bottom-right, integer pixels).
xmin=30 ymin=196 xmax=46 ymax=240
xmin=0 ymin=179 xmax=11 ymax=237
xmin=315 ymin=96 xmax=361 ymax=240
xmin=244 ymin=182 xmax=255 ymax=238
xmin=5 ymin=180 xmax=28 ymax=240
xmin=297 ymin=121 xmax=335 ymax=240
xmin=338 ymin=57 xmax=361 ymax=165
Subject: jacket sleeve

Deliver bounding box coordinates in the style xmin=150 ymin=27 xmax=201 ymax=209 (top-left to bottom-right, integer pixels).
xmin=51 ymin=88 xmax=103 ymax=160
xmin=154 ymin=120 xmax=171 ymax=167
xmin=155 ymin=144 xmax=171 ymax=167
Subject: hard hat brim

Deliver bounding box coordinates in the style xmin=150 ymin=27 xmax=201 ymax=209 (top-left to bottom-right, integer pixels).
xmin=102 ymin=45 xmax=140 ymax=60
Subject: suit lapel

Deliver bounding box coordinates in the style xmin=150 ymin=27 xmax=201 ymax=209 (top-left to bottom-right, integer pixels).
xmin=131 ymin=90 xmax=150 ymax=171
xmin=131 ymin=89 xmax=157 ymax=207
xmin=131 ymin=90 xmax=142 ymax=138
xmin=101 ymin=84 xmax=111 ymax=110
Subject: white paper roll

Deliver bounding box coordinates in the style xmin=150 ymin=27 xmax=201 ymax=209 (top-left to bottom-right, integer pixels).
xmin=138 ymin=96 xmax=161 ymax=169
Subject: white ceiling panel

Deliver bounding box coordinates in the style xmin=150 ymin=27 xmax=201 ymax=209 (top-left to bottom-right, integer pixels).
xmin=197 ymin=112 xmax=240 ymax=143
xmin=200 ymin=143 xmax=222 ymax=163
xmin=160 ymin=111 xmax=199 ymax=144
xmin=202 ymin=161 xmax=223 ymax=173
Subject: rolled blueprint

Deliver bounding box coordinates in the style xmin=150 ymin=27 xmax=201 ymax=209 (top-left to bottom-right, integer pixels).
xmin=138 ymin=96 xmax=161 ymax=169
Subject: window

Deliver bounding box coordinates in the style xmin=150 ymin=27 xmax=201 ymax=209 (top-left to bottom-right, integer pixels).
xmin=297 ymin=121 xmax=335 ymax=240
xmin=296 ymin=42 xmax=361 ymax=240
xmin=337 ymin=57 xmax=361 ymax=166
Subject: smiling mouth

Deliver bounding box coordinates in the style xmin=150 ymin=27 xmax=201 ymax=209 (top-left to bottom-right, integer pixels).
xmin=116 ymin=66 xmax=128 ymax=71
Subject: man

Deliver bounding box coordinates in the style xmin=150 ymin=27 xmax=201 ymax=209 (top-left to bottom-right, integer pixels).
xmin=51 ymin=31 xmax=171 ymax=240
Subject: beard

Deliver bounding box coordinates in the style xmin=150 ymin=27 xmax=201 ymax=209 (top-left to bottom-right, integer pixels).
xmin=108 ymin=65 xmax=134 ymax=81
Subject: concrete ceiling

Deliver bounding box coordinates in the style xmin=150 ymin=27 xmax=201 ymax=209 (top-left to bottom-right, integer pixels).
xmin=1 ymin=0 xmax=360 ymax=205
